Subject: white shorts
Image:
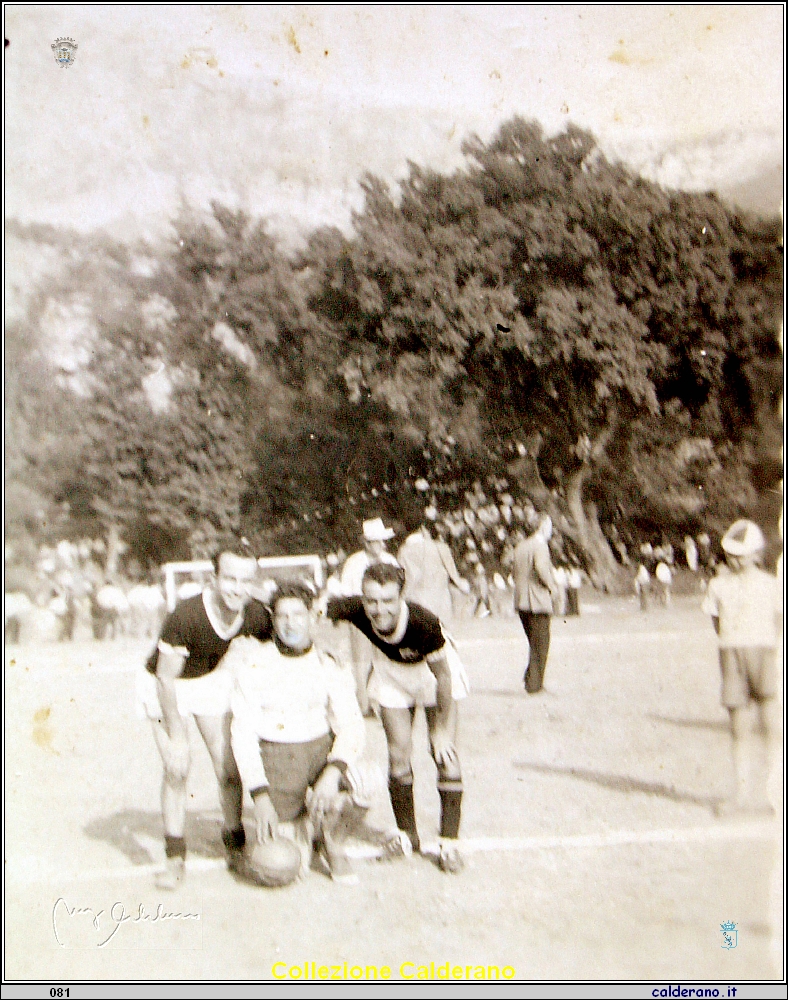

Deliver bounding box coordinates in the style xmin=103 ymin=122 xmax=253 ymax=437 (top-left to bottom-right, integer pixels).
xmin=367 ymin=634 xmax=470 ymax=709
xmin=136 ymin=667 xmax=233 ymax=719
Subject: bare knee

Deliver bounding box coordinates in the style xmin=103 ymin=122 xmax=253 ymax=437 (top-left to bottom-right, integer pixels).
xmin=389 ymin=754 xmax=412 ymax=781
xmin=386 ymin=733 xmax=413 ymax=779
xmin=163 ymin=763 xmax=189 ymax=788
xmin=437 ymin=756 xmax=462 ymax=784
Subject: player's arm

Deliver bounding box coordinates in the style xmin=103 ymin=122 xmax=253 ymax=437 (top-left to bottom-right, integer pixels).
xmin=325 ymin=658 xmax=366 ymax=769
xmin=156 ymin=645 xmax=188 ymax=736
xmin=155 ymin=643 xmax=189 ymax=776
xmin=701 ymin=580 xmax=720 ymax=634
xmin=441 ymin=543 xmax=470 ymax=593
xmin=325 ymin=596 xmax=361 ymax=625
xmin=425 ymin=648 xmax=457 ymax=765
xmin=229 ymin=669 xmax=279 ymax=841
xmin=397 ymin=538 xmax=421 ymax=589
xmin=535 ymin=545 xmax=559 ymax=600
xmin=311 ymin=660 xmax=366 ymax=825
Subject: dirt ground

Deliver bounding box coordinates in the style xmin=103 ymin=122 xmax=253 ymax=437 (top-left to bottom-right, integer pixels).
xmin=4 ymin=594 xmax=783 ymax=984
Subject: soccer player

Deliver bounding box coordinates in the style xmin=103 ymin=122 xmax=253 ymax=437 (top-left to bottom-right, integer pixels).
xmin=339 ymin=518 xmax=400 ymax=714
xmin=138 ymin=551 xmax=272 ymax=889
xmin=327 ymin=562 xmax=469 ymax=873
xmin=224 ymin=582 xmax=370 ymax=882
xmin=702 ymin=519 xmax=782 ymax=816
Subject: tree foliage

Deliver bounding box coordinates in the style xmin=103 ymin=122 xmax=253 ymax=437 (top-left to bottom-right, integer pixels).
xmin=6 ymin=119 xmax=782 ymax=578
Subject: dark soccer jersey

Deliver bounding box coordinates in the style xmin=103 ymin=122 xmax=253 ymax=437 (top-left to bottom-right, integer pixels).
xmin=146 ymin=595 xmax=272 ymax=679
xmin=326 ymin=596 xmax=445 ymax=664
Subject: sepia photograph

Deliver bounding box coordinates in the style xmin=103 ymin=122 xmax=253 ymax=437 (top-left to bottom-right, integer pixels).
xmin=4 ymin=5 xmax=784 ymax=995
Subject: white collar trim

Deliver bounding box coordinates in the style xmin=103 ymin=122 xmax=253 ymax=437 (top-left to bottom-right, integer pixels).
xmin=202 ymin=588 xmax=245 ymax=641
xmin=372 ymin=600 xmax=409 ymax=646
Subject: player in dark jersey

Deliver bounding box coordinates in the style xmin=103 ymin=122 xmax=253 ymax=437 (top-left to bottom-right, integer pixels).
xmin=326 ymin=562 xmax=469 ymax=873
xmin=139 ymin=551 xmax=272 ymax=889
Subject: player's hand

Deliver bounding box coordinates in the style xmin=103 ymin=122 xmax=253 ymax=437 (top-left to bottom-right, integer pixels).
xmin=308 ymin=765 xmax=342 ymax=829
xmin=163 ymin=736 xmax=190 ymax=781
xmin=458 ymin=579 xmax=471 ymax=594
xmin=430 ymin=729 xmax=458 ymax=768
xmin=253 ymin=793 xmax=280 ymax=843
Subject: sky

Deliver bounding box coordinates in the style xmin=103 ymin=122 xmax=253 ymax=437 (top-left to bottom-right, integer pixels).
xmin=4 ymin=5 xmax=784 ymax=242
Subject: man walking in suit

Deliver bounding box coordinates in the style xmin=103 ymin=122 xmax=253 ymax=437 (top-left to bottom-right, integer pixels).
xmin=512 ymin=513 xmax=560 ymax=694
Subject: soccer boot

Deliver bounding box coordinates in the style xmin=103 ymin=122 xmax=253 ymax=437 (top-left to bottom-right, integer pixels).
xmin=380 ymin=829 xmax=414 ymax=861
xmin=321 ymin=836 xmax=359 ymax=885
xmin=438 ymin=841 xmax=465 ymax=874
xmin=155 ymin=856 xmax=185 ymax=890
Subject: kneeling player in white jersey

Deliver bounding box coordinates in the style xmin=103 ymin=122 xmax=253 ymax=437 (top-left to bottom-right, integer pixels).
xmin=327 ymin=562 xmax=469 ymax=873
xmin=224 ymin=582 xmax=374 ymax=883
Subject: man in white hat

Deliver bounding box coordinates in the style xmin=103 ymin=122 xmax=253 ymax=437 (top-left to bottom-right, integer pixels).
xmin=702 ymin=519 xmax=782 ymax=816
xmin=339 ymin=518 xmax=399 ymax=713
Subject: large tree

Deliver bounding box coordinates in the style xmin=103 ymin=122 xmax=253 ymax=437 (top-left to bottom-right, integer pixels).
xmin=7 ymin=119 xmax=781 ymax=579
xmin=310 ymin=118 xmax=782 ymax=581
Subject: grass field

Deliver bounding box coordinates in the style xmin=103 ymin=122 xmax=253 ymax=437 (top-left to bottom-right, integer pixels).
xmin=4 ymin=595 xmax=783 ymax=982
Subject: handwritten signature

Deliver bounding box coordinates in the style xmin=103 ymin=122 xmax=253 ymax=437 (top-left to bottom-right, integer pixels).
xmin=52 ymin=897 xmax=200 ymax=948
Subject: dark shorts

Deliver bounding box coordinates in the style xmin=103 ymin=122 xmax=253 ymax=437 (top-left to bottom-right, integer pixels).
xmin=258 ymin=733 xmax=334 ymax=822
xmin=719 ymin=647 xmax=777 ymax=709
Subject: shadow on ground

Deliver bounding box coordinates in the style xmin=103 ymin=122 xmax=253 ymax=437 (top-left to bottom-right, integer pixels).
xmin=647 ymin=713 xmax=729 ymax=733
xmin=514 ymin=761 xmax=720 ymax=810
xmin=84 ymin=808 xmax=226 ymax=864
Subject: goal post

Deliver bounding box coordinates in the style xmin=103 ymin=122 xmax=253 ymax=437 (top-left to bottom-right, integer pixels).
xmin=254 ymin=555 xmax=324 ymax=600
xmin=160 ymin=555 xmax=324 ymax=611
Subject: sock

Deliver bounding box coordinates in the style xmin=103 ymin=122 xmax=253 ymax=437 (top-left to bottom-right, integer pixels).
xmin=221 ymin=826 xmax=246 ymax=852
xmin=388 ymin=774 xmax=419 ymax=850
xmin=164 ymin=835 xmax=186 ymax=861
xmin=437 ymin=780 xmax=463 ymax=840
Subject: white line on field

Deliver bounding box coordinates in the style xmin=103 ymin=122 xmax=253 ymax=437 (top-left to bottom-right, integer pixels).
xmin=456 ymin=631 xmax=696 ymax=649
xmin=453 ymin=821 xmax=777 ymax=854
xmin=6 ymin=822 xmax=776 ymax=885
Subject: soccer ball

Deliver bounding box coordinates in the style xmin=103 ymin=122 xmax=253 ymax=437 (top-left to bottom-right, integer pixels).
xmin=246 ymin=837 xmax=302 ymax=888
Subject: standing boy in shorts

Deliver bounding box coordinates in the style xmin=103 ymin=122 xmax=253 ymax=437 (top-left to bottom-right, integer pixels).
xmin=327 ymin=562 xmax=470 ymax=872
xmin=702 ymin=520 xmax=782 ymax=816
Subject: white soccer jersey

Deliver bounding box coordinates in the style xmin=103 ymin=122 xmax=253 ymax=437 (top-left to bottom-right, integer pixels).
xmin=702 ymin=566 xmax=782 ymax=648
xmin=225 ymin=638 xmax=365 ymax=794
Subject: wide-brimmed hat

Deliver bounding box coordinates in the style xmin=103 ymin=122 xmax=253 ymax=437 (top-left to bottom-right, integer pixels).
xmin=363 ymin=517 xmax=395 ymax=542
xmin=721 ymin=519 xmax=765 ymax=556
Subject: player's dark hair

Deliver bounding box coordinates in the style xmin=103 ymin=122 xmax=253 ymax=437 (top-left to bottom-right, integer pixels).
xmin=270 ymin=580 xmax=315 ymax=611
xmin=362 ymin=561 xmax=406 ymax=592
